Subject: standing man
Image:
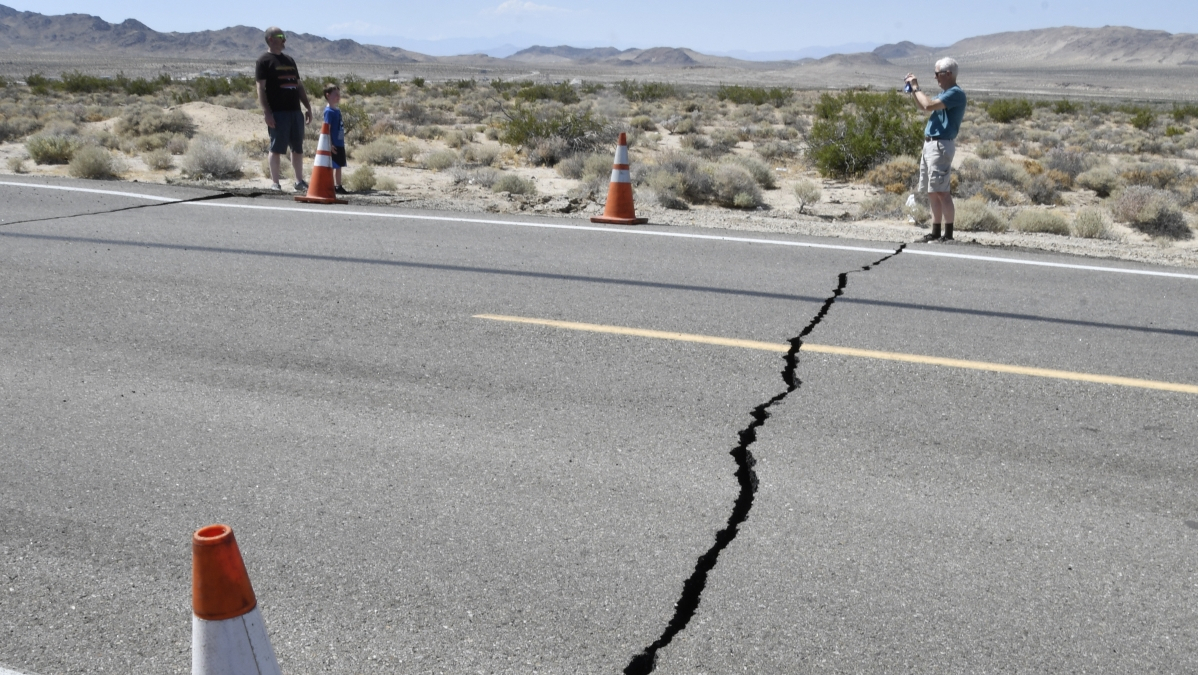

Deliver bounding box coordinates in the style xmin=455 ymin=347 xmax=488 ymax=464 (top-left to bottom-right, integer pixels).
xmin=906 ymin=58 xmax=966 ymax=242
xmin=256 ymin=27 xmax=313 ymax=192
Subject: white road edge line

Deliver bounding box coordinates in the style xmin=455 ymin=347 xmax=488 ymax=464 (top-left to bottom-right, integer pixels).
xmin=4 ymin=180 xmax=1197 ymax=280
xmin=1 ymin=666 xmax=39 ymax=675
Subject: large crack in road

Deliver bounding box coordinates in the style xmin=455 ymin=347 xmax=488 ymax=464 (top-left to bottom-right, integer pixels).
xmin=623 ymin=244 xmax=907 ymax=675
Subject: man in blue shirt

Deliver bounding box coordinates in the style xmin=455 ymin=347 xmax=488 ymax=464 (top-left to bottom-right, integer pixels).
xmin=906 ymin=58 xmax=966 ymax=242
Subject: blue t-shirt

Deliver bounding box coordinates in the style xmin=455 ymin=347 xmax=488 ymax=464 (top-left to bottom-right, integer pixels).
xmin=323 ymin=106 xmax=344 ymax=147
xmin=925 ymin=85 xmax=966 ymax=140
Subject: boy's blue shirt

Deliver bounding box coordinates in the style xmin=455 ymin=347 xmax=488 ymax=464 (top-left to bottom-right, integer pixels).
xmin=323 ymin=105 xmax=344 ymax=146
xmin=925 ymin=85 xmax=966 ymax=140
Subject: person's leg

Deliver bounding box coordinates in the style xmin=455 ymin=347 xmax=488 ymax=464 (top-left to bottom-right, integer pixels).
xmin=334 ymin=167 xmax=341 ymax=187
xmin=268 ymin=153 xmax=282 ymax=184
xmin=917 ymin=141 xmax=941 ymax=242
xmin=291 ymin=151 xmax=305 ymax=184
xmin=927 ymin=140 xmax=956 ymax=240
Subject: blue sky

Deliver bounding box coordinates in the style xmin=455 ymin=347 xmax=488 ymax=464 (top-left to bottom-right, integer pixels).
xmin=6 ymin=1 xmax=1196 ymax=57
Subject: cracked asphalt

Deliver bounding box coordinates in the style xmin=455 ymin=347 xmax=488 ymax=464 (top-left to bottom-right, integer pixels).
xmin=2 ymin=178 xmax=1196 ymax=674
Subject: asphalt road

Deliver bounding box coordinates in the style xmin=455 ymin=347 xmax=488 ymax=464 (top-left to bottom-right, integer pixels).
xmin=1 ymin=178 xmax=1195 ymax=674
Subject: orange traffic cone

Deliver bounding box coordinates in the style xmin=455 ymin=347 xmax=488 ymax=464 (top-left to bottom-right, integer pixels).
xmin=191 ymin=524 xmax=281 ymax=675
xmin=295 ymin=121 xmax=348 ymax=205
xmin=591 ymin=132 xmax=648 ymax=225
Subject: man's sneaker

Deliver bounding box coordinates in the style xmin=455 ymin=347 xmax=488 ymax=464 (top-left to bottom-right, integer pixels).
xmin=939 ymin=234 xmax=954 ymax=242
xmin=294 ymin=179 xmax=308 ymax=192
xmin=269 ymin=183 xmax=282 ymax=192
xmin=335 ymin=185 xmax=349 ymax=195
xmin=918 ymin=233 xmax=939 ymax=243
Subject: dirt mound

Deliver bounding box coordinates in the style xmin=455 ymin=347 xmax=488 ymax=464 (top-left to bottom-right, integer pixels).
xmin=177 ymin=101 xmax=265 ymax=144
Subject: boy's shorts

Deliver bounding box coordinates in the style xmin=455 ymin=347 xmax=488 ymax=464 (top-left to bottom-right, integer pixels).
xmin=267 ymin=110 xmax=305 ymax=155
xmin=918 ymin=138 xmax=955 ymax=193
xmin=331 ymin=146 xmax=347 ymax=169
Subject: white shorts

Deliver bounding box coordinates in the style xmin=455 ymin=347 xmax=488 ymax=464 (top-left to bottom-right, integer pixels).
xmin=918 ymin=138 xmax=955 ymax=193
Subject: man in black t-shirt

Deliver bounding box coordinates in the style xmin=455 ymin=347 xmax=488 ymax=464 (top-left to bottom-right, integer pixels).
xmin=256 ymin=26 xmax=313 ymax=192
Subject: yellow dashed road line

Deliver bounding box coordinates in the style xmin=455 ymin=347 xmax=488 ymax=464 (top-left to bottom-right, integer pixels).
xmin=475 ymin=314 xmax=1198 ymax=395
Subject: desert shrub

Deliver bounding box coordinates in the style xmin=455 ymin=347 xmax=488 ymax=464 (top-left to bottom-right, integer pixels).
xmin=356 ymin=138 xmax=402 ymax=166
xmin=713 ymin=164 xmax=763 ymax=208
xmin=806 ymin=91 xmax=922 ymax=178
xmin=450 ymin=166 xmax=501 ymax=188
xmin=261 ymin=156 xmax=293 ymax=180
xmin=375 ymin=175 xmax=398 ymax=191
xmin=1053 ymin=100 xmax=1080 ymax=115
xmin=1024 ymin=174 xmax=1062 ymax=205
xmin=26 ymin=134 xmax=78 ymax=164
xmin=345 ymin=165 xmax=376 ymax=192
xmin=444 ymin=129 xmax=471 ymax=149
xmin=755 ymin=140 xmax=798 ymax=160
xmin=182 ymin=75 xmax=255 ymax=100
xmin=986 ymin=99 xmax=1034 ymax=123
xmin=166 ymin=134 xmax=190 ymax=155
xmin=557 ymin=152 xmax=610 ymax=180
xmin=526 ymin=138 xmax=566 ymax=166
xmin=1119 ymin=161 xmax=1182 ymax=190
xmin=974 ymin=141 xmax=1003 ymax=159
xmin=728 ymin=156 xmax=776 ymax=189
xmin=514 ymin=82 xmax=579 ymax=105
xmin=1071 ymin=206 xmax=1115 ymax=239
xmin=643 ymin=151 xmax=715 ymax=204
xmin=7 ymin=155 xmax=28 ymax=173
xmin=68 ymin=145 xmax=122 ymax=179
xmin=0 ymin=116 xmax=42 ymax=141
xmin=423 ymin=149 xmax=459 ymax=171
xmin=115 ymin=105 xmax=194 ymax=137
xmin=398 ymin=141 xmax=422 ymax=163
xmin=630 ymin=115 xmax=657 ymax=131
xmin=864 ymin=156 xmax=918 ymax=194
xmin=492 ymin=173 xmax=536 ymax=195
xmin=716 ymin=85 xmax=793 ymax=107
xmin=57 ymin=70 xmax=114 ymax=94
xmin=978 ymin=181 xmax=1024 ymax=205
xmin=461 ymin=143 xmax=501 ymax=166
xmin=858 ymin=193 xmax=904 ymax=219
xmin=793 ymin=179 xmax=821 ymax=213
xmin=181 ymin=136 xmax=243 ymax=178
xmin=673 ymin=117 xmax=698 ymax=134
xmin=499 ymin=107 xmax=609 ymax=154
xmin=1011 ymin=209 xmax=1070 ymax=235
xmin=616 ymin=80 xmax=678 ymax=102
xmin=1076 ymin=165 xmax=1119 ymax=197
xmin=956 ymin=197 xmax=1008 ymax=232
xmin=1109 ymin=186 xmax=1191 ymax=238
xmin=1042 ymin=147 xmax=1090 ymax=178
xmin=143 ymin=148 xmax=173 ymax=170
xmin=1126 ymin=107 xmax=1155 ymax=131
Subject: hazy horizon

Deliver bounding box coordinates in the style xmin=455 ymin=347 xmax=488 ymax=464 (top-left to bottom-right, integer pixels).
xmin=3 ymin=0 xmax=1194 ymax=58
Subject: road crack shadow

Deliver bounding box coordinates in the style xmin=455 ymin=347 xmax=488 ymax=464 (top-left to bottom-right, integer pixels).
xmin=623 ymin=244 xmax=906 ymax=674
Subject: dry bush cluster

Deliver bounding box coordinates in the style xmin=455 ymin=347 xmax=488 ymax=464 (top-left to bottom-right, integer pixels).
xmin=1 ymin=74 xmax=1196 ymax=241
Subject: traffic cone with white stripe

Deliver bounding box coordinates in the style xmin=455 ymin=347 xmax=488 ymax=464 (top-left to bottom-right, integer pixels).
xmin=191 ymin=524 xmax=281 ymax=675
xmin=295 ymin=121 xmax=348 ymax=204
xmin=591 ymin=132 xmax=648 ymax=225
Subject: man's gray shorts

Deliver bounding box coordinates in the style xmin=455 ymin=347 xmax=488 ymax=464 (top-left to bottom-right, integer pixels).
xmin=918 ymin=138 xmax=955 ymax=193
xmin=268 ymin=110 xmax=305 ymax=155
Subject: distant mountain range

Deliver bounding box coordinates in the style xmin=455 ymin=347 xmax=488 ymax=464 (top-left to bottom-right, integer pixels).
xmin=3 ymin=4 xmax=1198 ymax=71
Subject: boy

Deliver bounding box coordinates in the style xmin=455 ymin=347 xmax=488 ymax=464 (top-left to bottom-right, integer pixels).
xmin=323 ymin=83 xmax=348 ymax=194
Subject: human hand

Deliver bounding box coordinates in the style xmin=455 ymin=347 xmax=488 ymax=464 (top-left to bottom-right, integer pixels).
xmin=905 ymin=73 xmax=919 ymax=90
xmin=264 ymin=110 xmax=275 ymax=128
xmin=304 ymin=108 xmax=312 ymax=124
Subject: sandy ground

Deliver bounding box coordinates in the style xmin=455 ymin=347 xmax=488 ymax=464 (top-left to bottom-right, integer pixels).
xmin=3 ymin=102 xmax=1197 ymax=270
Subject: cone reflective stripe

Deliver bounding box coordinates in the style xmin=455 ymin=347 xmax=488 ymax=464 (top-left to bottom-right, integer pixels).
xmin=295 ymin=121 xmax=347 ymax=205
xmin=192 ymin=524 xmax=281 ymax=675
xmin=591 ymin=132 xmax=648 ymax=225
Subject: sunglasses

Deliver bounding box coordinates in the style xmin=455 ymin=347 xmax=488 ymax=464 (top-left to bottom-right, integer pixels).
xmin=272 ymin=34 xmax=286 ymax=41
xmin=934 ymin=70 xmax=948 ymax=76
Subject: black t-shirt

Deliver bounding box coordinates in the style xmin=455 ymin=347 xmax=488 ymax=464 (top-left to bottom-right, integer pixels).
xmin=255 ymin=52 xmax=302 ymax=112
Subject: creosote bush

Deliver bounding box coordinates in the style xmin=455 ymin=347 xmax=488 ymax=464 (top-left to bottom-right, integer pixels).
xmin=422 ymin=149 xmax=459 ymax=171
xmin=143 ymin=148 xmax=173 ymax=170
xmin=712 ymin=164 xmax=763 ymax=208
xmin=986 ymin=99 xmax=1034 ymax=123
xmin=806 ymin=91 xmax=922 ymax=178
xmin=864 ymin=156 xmax=918 ymax=194
xmin=355 ymin=139 xmax=402 ymax=166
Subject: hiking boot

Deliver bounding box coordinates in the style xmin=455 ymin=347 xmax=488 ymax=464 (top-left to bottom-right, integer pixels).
xmin=335 ymin=185 xmax=349 ymax=195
